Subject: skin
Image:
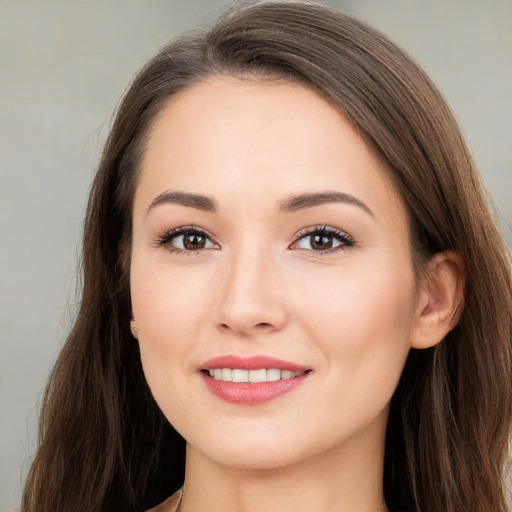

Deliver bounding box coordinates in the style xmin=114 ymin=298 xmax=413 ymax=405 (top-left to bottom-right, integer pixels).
xmin=130 ymin=77 xmax=463 ymax=512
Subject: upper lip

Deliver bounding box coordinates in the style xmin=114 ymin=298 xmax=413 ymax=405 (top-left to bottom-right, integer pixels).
xmin=201 ymin=355 xmax=309 ymax=373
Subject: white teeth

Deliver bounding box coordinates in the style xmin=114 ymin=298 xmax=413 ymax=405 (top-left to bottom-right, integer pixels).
xmin=207 ymin=368 xmax=304 ymax=383
xmin=221 ymin=368 xmax=232 ymax=381
xmin=232 ymin=369 xmax=249 ymax=382
xmin=248 ymin=369 xmax=267 ymax=383
xmin=266 ymin=368 xmax=281 ymax=381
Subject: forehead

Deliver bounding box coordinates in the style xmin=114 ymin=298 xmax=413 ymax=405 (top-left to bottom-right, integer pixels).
xmin=136 ymin=76 xmax=407 ymax=229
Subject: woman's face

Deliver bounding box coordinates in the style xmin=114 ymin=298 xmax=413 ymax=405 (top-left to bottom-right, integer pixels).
xmin=130 ymin=77 xmax=419 ymax=470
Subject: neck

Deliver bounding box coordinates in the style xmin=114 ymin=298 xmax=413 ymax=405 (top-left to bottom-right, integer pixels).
xmin=179 ymin=415 xmax=389 ymax=512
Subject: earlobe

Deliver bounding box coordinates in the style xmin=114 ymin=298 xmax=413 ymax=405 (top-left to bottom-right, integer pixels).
xmin=130 ymin=318 xmax=139 ymax=340
xmin=410 ymin=251 xmax=466 ymax=349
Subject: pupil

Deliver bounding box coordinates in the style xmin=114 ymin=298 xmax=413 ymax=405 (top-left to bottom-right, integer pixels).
xmin=312 ymin=234 xmax=332 ymax=250
xmin=183 ymin=234 xmax=205 ymax=250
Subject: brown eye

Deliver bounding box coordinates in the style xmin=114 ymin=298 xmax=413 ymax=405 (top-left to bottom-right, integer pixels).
xmin=310 ymin=234 xmax=333 ymax=250
xmin=183 ymin=233 xmax=207 ymax=250
xmin=292 ymin=227 xmax=354 ymax=252
xmin=158 ymin=228 xmax=218 ymax=253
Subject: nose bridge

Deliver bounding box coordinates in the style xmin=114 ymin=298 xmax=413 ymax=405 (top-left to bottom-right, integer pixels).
xmin=215 ymin=239 xmax=286 ymax=335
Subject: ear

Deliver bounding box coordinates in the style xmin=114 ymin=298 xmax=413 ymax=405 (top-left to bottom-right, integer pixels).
xmin=410 ymin=251 xmax=466 ymax=349
xmin=130 ymin=317 xmax=139 ymax=340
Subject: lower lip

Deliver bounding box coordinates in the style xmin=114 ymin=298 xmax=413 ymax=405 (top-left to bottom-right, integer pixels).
xmin=201 ymin=372 xmax=310 ymax=405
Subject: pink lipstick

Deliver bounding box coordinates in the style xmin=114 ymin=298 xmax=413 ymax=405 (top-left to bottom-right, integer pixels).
xmin=199 ymin=355 xmax=311 ymax=405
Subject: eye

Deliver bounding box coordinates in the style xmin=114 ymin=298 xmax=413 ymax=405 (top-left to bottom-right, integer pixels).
xmin=291 ymin=226 xmax=354 ymax=253
xmin=157 ymin=226 xmax=219 ymax=254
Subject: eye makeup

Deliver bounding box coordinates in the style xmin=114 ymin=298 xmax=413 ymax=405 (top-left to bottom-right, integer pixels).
xmin=154 ymin=225 xmax=219 ymax=255
xmin=291 ymin=225 xmax=355 ymax=255
xmin=153 ymin=223 xmax=355 ymax=257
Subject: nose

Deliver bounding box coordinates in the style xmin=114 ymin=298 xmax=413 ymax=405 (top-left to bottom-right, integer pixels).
xmin=213 ymin=246 xmax=288 ymax=337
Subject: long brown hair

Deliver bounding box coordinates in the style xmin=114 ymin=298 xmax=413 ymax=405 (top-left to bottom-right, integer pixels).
xmin=22 ymin=2 xmax=512 ymax=511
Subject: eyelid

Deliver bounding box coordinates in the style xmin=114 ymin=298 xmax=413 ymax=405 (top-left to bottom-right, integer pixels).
xmin=154 ymin=224 xmax=354 ymax=255
xmin=290 ymin=225 xmax=355 ymax=253
xmin=155 ymin=225 xmax=220 ymax=254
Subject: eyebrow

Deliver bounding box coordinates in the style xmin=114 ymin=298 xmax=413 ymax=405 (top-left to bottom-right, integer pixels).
xmin=146 ymin=190 xmax=373 ymax=217
xmin=147 ymin=191 xmax=218 ymax=214
xmin=279 ymin=192 xmax=373 ymax=216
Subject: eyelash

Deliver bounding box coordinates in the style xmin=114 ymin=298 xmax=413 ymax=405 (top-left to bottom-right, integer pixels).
xmin=155 ymin=225 xmax=218 ymax=256
xmin=292 ymin=225 xmax=355 ymax=255
xmin=155 ymin=225 xmax=355 ymax=256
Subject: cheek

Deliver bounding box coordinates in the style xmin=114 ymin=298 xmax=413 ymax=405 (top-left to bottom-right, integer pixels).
xmin=130 ymin=262 xmax=209 ymax=427
xmin=132 ymin=255 xmax=207 ymax=331
xmin=291 ymin=255 xmax=416 ymax=392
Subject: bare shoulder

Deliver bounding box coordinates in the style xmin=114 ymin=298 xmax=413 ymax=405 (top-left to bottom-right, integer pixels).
xmin=146 ymin=489 xmax=182 ymax=512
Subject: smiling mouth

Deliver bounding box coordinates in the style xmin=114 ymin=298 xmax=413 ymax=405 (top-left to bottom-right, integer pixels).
xmin=199 ymin=355 xmax=312 ymax=404
xmin=202 ymin=368 xmax=309 ymax=383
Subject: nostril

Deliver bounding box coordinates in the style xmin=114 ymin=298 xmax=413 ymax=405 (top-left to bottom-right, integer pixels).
xmin=255 ymin=322 xmax=272 ymax=328
xmin=218 ymin=322 xmax=272 ymax=331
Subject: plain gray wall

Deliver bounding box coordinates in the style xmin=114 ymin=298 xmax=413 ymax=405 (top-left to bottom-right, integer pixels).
xmin=1 ymin=1 xmax=511 ymax=510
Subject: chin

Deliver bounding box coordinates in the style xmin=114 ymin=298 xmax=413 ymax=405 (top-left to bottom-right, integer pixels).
xmin=184 ymin=424 xmax=312 ymax=470
xmin=201 ymin=442 xmax=304 ymax=471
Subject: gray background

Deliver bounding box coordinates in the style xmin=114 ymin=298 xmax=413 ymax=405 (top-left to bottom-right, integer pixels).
xmin=1 ymin=1 xmax=511 ymax=510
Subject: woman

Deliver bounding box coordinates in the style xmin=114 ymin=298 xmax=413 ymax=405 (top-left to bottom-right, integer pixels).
xmin=21 ymin=2 xmax=512 ymax=511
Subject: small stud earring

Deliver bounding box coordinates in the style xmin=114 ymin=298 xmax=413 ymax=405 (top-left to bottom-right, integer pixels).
xmin=130 ymin=318 xmax=139 ymax=339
